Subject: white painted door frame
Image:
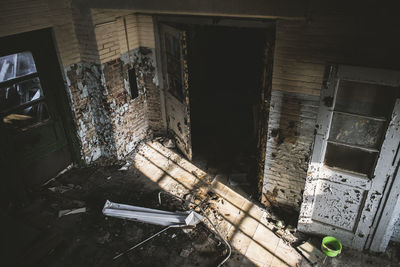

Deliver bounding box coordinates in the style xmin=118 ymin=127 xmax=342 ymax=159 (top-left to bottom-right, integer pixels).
xmin=157 ymin=23 xmax=193 ymax=159
xmin=298 ymin=64 xmax=400 ymax=250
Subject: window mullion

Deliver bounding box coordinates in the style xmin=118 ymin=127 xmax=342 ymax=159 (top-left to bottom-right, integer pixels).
xmin=0 ymin=72 xmax=38 ymax=89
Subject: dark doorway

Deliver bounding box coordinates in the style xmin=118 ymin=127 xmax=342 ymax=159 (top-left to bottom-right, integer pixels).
xmin=188 ymin=26 xmax=268 ymax=195
xmin=0 ymin=29 xmax=78 ymax=206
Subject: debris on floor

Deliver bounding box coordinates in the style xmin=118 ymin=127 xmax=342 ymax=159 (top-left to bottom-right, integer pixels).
xmin=3 ymin=140 xmax=400 ymax=267
xmin=102 ymin=200 xmax=203 ymax=227
xmin=3 ymin=163 xmax=227 ymax=266
xmin=118 ymin=162 xmax=131 ymax=171
xmin=163 ymin=138 xmax=176 ymax=149
xmin=48 ymin=184 xmax=74 ymax=194
xmin=58 ymin=207 xmax=87 ymax=217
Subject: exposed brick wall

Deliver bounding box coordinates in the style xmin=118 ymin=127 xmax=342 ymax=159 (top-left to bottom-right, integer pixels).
xmin=94 ymin=21 xmax=121 ymax=63
xmin=63 ymin=10 xmax=161 ymax=163
xmin=0 ymin=2 xmax=162 ymax=164
xmin=64 ymin=63 xmax=111 ymax=162
xmin=64 ymin=48 xmax=158 ymax=163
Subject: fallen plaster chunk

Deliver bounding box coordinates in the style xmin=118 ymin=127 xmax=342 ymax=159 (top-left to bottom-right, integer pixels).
xmin=179 ymin=247 xmax=194 ymax=258
xmin=48 ymin=184 xmax=73 ymax=194
xmin=42 ymin=163 xmax=73 ymax=186
xmin=102 ymin=200 xmax=203 ymax=227
xmin=163 ymin=138 xmax=175 ymax=148
xmin=118 ymin=162 xmax=131 ymax=171
xmin=297 ymin=241 xmax=325 ymax=265
xmin=58 ymin=207 xmax=87 ymax=217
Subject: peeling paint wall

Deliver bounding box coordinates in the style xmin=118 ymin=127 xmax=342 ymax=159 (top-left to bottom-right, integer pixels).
xmin=262 ymin=5 xmax=400 ymax=211
xmin=392 ymin=215 xmax=400 ymax=242
xmin=64 ymin=47 xmax=159 ymax=163
xmin=57 ymin=9 xmax=164 ymax=164
xmin=261 ymin=90 xmax=319 ymax=209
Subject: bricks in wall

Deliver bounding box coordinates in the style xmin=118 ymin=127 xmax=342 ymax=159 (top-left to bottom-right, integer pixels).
xmin=64 ymin=47 xmax=158 ymax=163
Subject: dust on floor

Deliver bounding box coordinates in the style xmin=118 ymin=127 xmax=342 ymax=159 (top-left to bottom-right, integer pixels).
xmin=2 ymin=139 xmax=400 ymax=267
xmin=3 ymin=166 xmax=226 ymax=267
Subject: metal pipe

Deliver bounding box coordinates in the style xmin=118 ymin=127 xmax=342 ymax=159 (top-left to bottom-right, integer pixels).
xmin=113 ymin=225 xmax=173 ymax=260
xmin=158 ymin=191 xmax=232 ymax=267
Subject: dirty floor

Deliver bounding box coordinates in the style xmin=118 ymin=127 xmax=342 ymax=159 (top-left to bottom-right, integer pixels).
xmin=2 ymin=140 xmax=400 ymax=267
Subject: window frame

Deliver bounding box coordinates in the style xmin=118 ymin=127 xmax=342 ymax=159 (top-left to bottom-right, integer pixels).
xmin=311 ymin=64 xmax=400 ymax=179
xmin=0 ymin=51 xmax=50 ymax=130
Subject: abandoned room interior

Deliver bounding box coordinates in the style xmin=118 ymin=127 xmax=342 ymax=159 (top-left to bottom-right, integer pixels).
xmin=1 ymin=0 xmax=400 ymax=266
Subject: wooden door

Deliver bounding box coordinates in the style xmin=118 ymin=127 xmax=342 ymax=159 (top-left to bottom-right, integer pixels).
xmin=159 ymin=24 xmax=192 ymax=159
xmin=298 ymin=65 xmax=400 ymax=250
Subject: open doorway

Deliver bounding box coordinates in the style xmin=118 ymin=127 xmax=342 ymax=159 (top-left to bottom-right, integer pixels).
xmin=187 ymin=25 xmax=269 ymax=195
xmin=157 ymin=17 xmax=274 ymax=197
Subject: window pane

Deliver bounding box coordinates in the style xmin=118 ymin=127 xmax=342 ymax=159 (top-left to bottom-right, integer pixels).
xmin=0 ymin=52 xmax=37 ymax=82
xmin=335 ymin=80 xmax=399 ymax=118
xmin=165 ymin=34 xmax=180 ymax=57
xmin=0 ymin=77 xmax=43 ymax=112
xmin=325 ymin=142 xmax=377 ymax=176
xmin=329 ymin=112 xmax=386 ymax=149
xmin=2 ymin=102 xmax=49 ymax=129
xmin=16 ymin=52 xmax=37 ymax=77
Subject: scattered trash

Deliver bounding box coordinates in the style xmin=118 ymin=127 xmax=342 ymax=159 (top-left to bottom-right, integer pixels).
xmin=58 ymin=207 xmax=86 ymax=218
xmin=42 ymin=164 xmax=74 ymax=186
xmin=118 ymin=162 xmax=131 ymax=171
xmin=163 ymin=139 xmax=175 ymax=149
xmin=275 ymin=220 xmax=284 ymax=228
xmin=102 ymin=200 xmax=203 ymax=227
xmin=180 ymin=247 xmax=194 ymax=257
xmin=275 ymin=229 xmax=298 ymax=244
xmin=96 ymin=232 xmax=111 ymax=244
xmin=48 ymin=184 xmax=73 ymax=194
xmin=158 ymin=191 xmax=232 ymax=267
xmin=106 ymin=176 xmax=112 ymax=180
xmin=297 ymin=241 xmax=325 ymax=265
xmin=171 ymin=233 xmax=177 ymax=239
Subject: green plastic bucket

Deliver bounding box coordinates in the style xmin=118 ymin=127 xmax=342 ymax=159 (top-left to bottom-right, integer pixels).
xmin=321 ymin=236 xmax=342 ymax=257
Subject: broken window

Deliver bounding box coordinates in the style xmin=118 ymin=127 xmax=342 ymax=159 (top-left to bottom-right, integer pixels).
xmin=0 ymin=51 xmax=49 ymax=129
xmin=324 ymin=80 xmax=399 ymax=177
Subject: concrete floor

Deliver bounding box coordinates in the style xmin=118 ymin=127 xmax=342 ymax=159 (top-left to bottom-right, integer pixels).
xmin=4 ymin=139 xmax=400 ymax=266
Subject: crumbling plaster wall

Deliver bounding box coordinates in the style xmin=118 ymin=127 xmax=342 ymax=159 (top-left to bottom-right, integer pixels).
xmin=63 ymin=10 xmax=162 ymax=163
xmin=392 ymin=215 xmax=400 ymax=242
xmin=3 ymin=0 xmax=400 ymax=217
xmin=261 ymin=4 xmax=400 ymax=211
xmin=0 ymin=1 xmax=164 ymax=164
